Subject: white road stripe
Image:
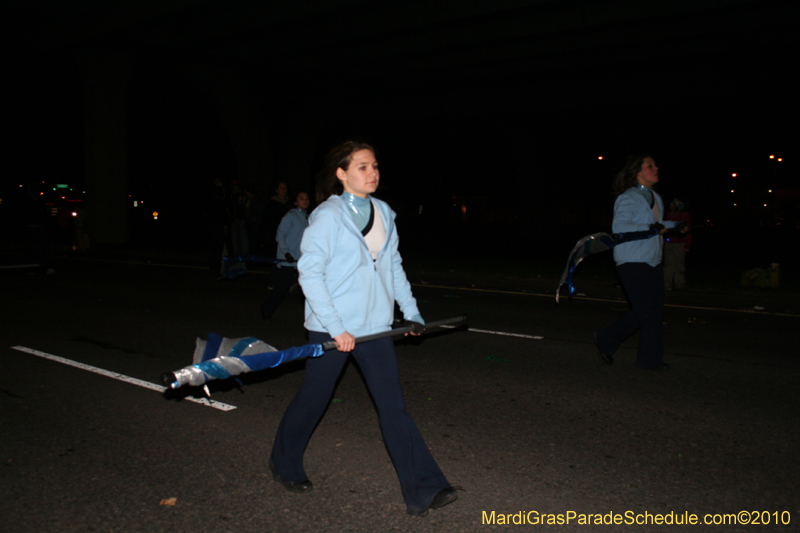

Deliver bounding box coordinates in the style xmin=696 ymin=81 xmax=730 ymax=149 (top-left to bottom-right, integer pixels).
xmin=437 ymin=325 xmax=543 ymax=340
xmin=11 ymin=346 xmax=237 ymax=412
xmin=0 ymin=264 xmax=40 ymax=269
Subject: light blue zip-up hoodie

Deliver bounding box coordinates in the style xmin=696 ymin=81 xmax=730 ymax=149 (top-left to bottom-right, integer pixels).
xmin=612 ymin=187 xmax=678 ymax=267
xmin=298 ymin=195 xmax=421 ymax=338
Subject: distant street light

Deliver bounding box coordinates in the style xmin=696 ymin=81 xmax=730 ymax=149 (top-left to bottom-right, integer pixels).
xmin=770 ymin=155 xmax=782 ymax=179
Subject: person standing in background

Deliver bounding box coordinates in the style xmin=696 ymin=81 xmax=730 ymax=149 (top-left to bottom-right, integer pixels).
xmin=228 ymin=180 xmax=250 ymax=259
xmin=264 ymin=181 xmax=291 ymax=252
xmin=245 ymin=185 xmax=265 ymax=254
xmin=663 ymin=198 xmax=691 ymax=291
xmin=261 ymin=191 xmax=310 ymax=320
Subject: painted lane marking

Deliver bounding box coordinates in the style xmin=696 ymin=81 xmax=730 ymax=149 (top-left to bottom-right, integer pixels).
xmin=0 ymin=264 xmax=40 ymax=269
xmin=11 ymin=346 xmax=237 ymax=412
xmin=437 ymin=325 xmax=543 ymax=340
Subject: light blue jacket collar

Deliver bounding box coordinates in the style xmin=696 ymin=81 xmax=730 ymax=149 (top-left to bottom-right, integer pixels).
xmin=326 ymin=195 xmax=392 ymax=260
xmin=341 ymin=192 xmax=372 ymax=232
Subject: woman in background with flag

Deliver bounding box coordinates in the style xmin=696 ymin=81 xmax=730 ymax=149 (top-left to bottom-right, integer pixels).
xmin=594 ymin=155 xmax=686 ymax=371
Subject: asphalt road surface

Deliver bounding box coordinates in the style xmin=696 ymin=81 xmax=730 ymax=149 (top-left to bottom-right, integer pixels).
xmin=2 ymin=256 xmax=798 ymax=532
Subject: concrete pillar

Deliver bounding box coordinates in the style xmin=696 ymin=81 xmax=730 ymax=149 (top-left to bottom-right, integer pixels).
xmin=82 ymin=49 xmax=130 ymax=244
xmin=183 ymin=63 xmax=274 ymax=197
xmin=284 ymin=114 xmax=320 ymax=194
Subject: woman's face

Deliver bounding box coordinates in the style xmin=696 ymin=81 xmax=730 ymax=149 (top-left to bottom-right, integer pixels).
xmin=637 ymin=157 xmax=659 ymax=188
xmin=295 ymin=192 xmax=310 ymax=210
xmin=337 ymin=149 xmax=379 ymax=198
xmin=276 ymin=182 xmax=288 ymax=198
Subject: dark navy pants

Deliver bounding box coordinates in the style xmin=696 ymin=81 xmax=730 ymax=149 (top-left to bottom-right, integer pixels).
xmin=596 ymin=262 xmax=665 ymax=369
xmin=270 ymin=331 xmax=450 ymax=514
xmin=260 ymin=266 xmax=297 ymax=319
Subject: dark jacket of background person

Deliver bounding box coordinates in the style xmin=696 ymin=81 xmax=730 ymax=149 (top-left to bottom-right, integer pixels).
xmin=664 ymin=209 xmax=692 ymax=251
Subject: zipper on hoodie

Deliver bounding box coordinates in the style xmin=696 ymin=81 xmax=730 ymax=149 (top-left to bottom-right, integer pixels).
xmin=341 ymin=198 xmax=390 ymax=272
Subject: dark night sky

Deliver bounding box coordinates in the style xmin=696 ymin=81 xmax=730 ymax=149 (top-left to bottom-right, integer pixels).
xmin=6 ymin=0 xmax=797 ymax=250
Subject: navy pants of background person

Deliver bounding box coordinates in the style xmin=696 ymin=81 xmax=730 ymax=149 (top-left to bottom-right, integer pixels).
xmin=595 ymin=263 xmax=665 ymax=369
xmin=261 ymin=266 xmax=297 ymax=319
xmin=270 ymin=333 xmax=450 ymax=515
